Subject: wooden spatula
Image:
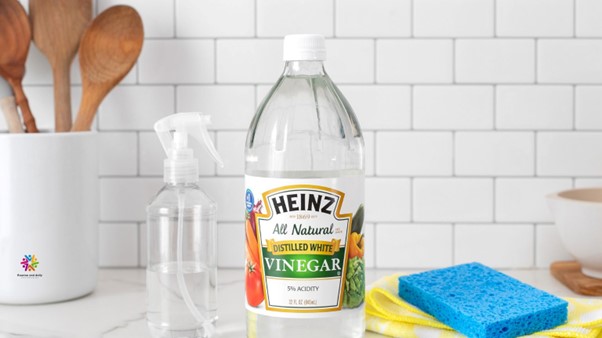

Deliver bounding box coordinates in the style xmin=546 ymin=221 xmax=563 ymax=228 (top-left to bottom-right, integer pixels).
xmin=30 ymin=0 xmax=92 ymax=132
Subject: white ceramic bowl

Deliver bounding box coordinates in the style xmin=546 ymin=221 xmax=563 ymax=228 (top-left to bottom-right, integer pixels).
xmin=548 ymin=188 xmax=602 ymax=279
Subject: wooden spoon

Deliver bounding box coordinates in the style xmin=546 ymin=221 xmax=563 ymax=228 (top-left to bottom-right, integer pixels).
xmin=30 ymin=0 xmax=92 ymax=132
xmin=72 ymin=5 xmax=143 ymax=132
xmin=0 ymin=0 xmax=38 ymax=133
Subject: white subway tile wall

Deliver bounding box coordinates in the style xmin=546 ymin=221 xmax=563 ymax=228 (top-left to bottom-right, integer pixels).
xmin=376 ymin=223 xmax=453 ymax=268
xmin=257 ymin=0 xmax=334 ymax=37
xmin=538 ymin=40 xmax=602 ymax=83
xmin=455 ymin=224 xmax=535 ymax=268
xmin=413 ymin=86 xmax=494 ymax=129
xmin=576 ymin=86 xmax=602 ymax=129
xmin=455 ymin=132 xmax=534 ymax=176
xmin=537 ymin=133 xmax=602 ymax=176
xmin=376 ymin=132 xmax=453 ymax=176
xmin=176 ymin=0 xmax=255 ymax=38
xmin=377 ymin=39 xmax=453 ymax=83
xmin=535 ymin=224 xmax=572 ymax=268
xmin=413 ymin=0 xmax=494 ymax=37
xmin=576 ymin=0 xmax=602 ymax=37
xmin=495 ymin=178 xmax=572 ymax=222
xmin=336 ymin=0 xmax=411 ymax=37
xmin=10 ymin=0 xmax=602 ymax=269
xmin=413 ymin=179 xmax=494 ymax=222
xmin=496 ymin=86 xmax=573 ymax=130
xmin=496 ymin=0 xmax=573 ymax=37
xmin=456 ymin=39 xmax=535 ymax=83
xmin=99 ymin=223 xmax=140 ymax=267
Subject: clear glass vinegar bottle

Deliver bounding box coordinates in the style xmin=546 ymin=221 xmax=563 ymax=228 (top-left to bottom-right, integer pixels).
xmin=245 ymin=35 xmax=365 ymax=338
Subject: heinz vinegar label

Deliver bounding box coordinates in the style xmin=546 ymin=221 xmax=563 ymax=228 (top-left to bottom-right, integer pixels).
xmin=244 ymin=176 xmax=365 ymax=318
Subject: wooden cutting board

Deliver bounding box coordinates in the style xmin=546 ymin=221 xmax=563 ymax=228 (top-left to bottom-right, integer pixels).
xmin=551 ymin=261 xmax=602 ymax=296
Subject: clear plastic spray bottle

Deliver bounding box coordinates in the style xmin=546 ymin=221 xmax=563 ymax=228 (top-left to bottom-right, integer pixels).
xmin=147 ymin=113 xmax=224 ymax=338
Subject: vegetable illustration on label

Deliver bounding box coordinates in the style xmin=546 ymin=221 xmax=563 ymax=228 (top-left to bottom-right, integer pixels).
xmin=345 ymin=204 xmax=365 ymax=308
xmin=344 ymin=256 xmax=365 ymax=308
xmin=246 ymin=200 xmax=264 ymax=307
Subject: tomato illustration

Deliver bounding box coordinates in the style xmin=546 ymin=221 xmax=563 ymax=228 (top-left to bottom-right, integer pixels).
xmin=246 ymin=260 xmax=264 ymax=307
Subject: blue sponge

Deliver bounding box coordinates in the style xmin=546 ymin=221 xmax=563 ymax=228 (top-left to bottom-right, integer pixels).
xmin=398 ymin=262 xmax=568 ymax=338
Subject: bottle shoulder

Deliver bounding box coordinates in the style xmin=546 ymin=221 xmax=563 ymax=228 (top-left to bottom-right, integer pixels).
xmin=245 ymin=72 xmax=364 ymax=173
xmin=248 ymin=74 xmax=363 ymax=138
xmin=147 ymin=184 xmax=217 ymax=210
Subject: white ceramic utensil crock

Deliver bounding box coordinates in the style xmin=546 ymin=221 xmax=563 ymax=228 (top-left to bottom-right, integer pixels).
xmin=548 ymin=188 xmax=602 ymax=279
xmin=0 ymin=132 xmax=98 ymax=304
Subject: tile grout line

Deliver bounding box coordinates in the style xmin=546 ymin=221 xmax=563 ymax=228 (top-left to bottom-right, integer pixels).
xmin=101 ymin=219 xmax=562 ymax=226
xmin=572 ymin=85 xmax=577 ymax=130
xmin=493 ymin=84 xmax=497 ymax=130
xmin=139 ymin=36 xmax=602 ymax=40
xmin=492 ymin=177 xmax=496 ymax=223
xmin=573 ymin=0 xmax=577 ymax=38
xmin=532 ymin=223 xmax=536 ymax=268
xmin=533 ymin=131 xmax=537 ymax=176
xmin=173 ymin=84 xmax=178 ymax=114
xmin=136 ymin=131 xmax=140 ymax=177
xmin=410 ymin=0 xmax=414 ymax=38
xmin=332 ymin=0 xmax=336 ymax=37
xmin=137 ymin=222 xmax=142 ymax=267
xmin=101 ymin=174 xmax=592 ymax=180
xmin=493 ymin=0 xmax=497 ymax=38
xmin=451 ymin=223 xmax=456 ymax=265
xmin=452 ymin=130 xmax=456 ymax=176
xmin=214 ymin=39 xmax=218 ymax=84
xmin=409 ymin=177 xmax=414 ymax=222
xmin=173 ymin=0 xmax=177 ymax=38
xmin=372 ymin=130 xmax=378 ymax=177
xmin=572 ymin=176 xmax=576 ymax=189
xmin=452 ymin=38 xmax=456 ymax=84
xmin=254 ymin=0 xmax=258 ymax=38
xmin=213 ymin=130 xmax=219 ymax=175
xmin=25 ymin=82 xmax=602 ymax=87
xmin=373 ymin=39 xmax=377 ymax=84
xmin=534 ymin=38 xmax=538 ymax=83
xmin=409 ymin=85 xmax=414 ymax=130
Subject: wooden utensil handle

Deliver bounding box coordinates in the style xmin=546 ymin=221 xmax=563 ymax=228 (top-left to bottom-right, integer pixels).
xmin=10 ymin=81 xmax=38 ymax=133
xmin=53 ymin=64 xmax=72 ymax=132
xmin=0 ymin=96 xmax=23 ymax=133
xmin=72 ymin=90 xmax=103 ymax=132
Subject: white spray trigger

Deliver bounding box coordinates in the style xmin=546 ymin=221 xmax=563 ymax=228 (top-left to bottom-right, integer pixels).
xmin=154 ymin=113 xmax=224 ymax=167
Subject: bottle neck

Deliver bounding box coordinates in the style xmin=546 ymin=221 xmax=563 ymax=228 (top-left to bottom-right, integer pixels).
xmin=164 ymin=158 xmax=199 ymax=185
xmin=166 ymin=181 xmax=198 ymax=188
xmin=283 ymin=60 xmax=326 ymax=77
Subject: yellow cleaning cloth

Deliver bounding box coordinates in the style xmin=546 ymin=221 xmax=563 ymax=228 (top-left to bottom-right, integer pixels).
xmin=366 ymin=274 xmax=602 ymax=338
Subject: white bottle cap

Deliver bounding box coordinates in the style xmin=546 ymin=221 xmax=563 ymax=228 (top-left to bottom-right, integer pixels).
xmin=283 ymin=34 xmax=326 ymax=61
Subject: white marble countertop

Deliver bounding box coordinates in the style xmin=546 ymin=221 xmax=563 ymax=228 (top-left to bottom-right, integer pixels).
xmin=0 ymin=268 xmax=597 ymax=338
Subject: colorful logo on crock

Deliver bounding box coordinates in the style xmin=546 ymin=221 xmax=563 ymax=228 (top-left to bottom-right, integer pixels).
xmin=20 ymin=255 xmax=39 ymax=272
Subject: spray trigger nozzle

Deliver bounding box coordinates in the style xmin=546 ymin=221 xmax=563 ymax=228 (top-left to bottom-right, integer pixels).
xmin=154 ymin=113 xmax=224 ymax=183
